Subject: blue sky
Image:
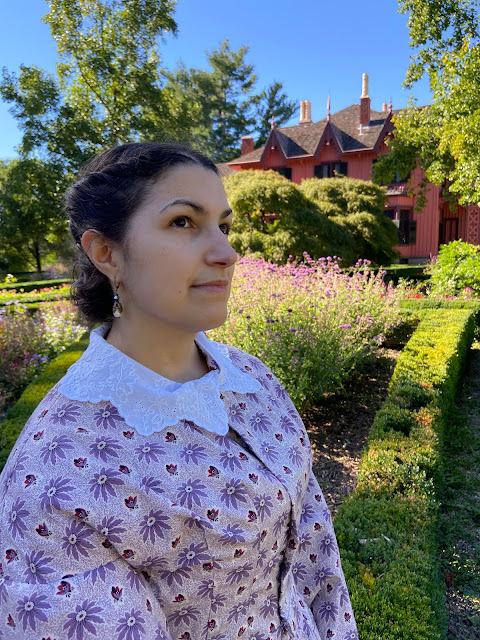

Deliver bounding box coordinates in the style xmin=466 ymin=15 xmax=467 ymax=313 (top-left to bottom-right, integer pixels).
xmin=0 ymin=0 xmax=432 ymax=160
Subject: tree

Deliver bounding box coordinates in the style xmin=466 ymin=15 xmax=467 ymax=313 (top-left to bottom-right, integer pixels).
xmin=299 ymin=177 xmax=399 ymax=265
xmin=0 ymin=159 xmax=70 ymax=272
xmin=1 ymin=0 xmax=191 ymax=167
xmin=253 ymin=81 xmax=298 ymax=147
xmin=167 ymin=41 xmax=297 ymax=161
xmin=166 ymin=40 xmax=257 ymax=162
xmin=373 ymin=1 xmax=480 ymax=205
xmin=223 ymin=170 xmax=351 ymax=263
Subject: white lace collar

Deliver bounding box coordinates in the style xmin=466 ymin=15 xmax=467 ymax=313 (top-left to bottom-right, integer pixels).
xmin=58 ymin=323 xmax=260 ymax=436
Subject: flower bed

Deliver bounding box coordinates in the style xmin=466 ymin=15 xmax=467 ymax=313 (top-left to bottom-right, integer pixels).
xmin=210 ymin=254 xmax=406 ymax=411
xmin=0 ymin=278 xmax=70 ymax=293
xmin=0 ymin=301 xmax=88 ymax=417
xmin=0 ymin=334 xmax=89 ymax=470
xmin=0 ymin=284 xmax=71 ymax=306
xmin=333 ymin=304 xmax=478 ymax=640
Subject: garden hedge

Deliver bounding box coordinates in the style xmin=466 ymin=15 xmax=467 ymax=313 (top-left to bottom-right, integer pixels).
xmin=333 ymin=306 xmax=478 ymax=640
xmin=0 ymin=286 xmax=70 ymax=306
xmin=0 ymin=335 xmax=89 ymax=471
xmin=0 ymin=278 xmax=70 ymax=293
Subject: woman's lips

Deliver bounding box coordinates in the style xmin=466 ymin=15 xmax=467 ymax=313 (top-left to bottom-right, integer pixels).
xmin=191 ymin=280 xmax=229 ymax=292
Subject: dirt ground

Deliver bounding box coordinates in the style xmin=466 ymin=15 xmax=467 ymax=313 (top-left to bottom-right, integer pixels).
xmin=303 ymin=348 xmax=400 ymax=518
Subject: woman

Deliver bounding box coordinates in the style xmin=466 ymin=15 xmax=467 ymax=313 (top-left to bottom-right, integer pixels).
xmin=0 ymin=142 xmax=358 ymax=640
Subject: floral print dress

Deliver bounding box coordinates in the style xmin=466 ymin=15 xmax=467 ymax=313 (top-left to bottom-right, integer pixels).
xmin=0 ymin=323 xmax=358 ymax=640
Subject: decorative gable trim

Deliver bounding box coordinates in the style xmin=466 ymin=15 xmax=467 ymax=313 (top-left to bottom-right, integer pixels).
xmin=313 ymin=121 xmax=343 ymax=158
xmin=260 ymin=129 xmax=288 ymax=164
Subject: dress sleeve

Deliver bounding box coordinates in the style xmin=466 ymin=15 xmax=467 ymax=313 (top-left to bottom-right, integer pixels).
xmin=1 ymin=558 xmax=172 ymax=640
xmin=234 ymin=349 xmax=359 ymax=637
xmin=295 ymin=471 xmax=358 ymax=639
xmin=0 ymin=388 xmax=174 ymax=639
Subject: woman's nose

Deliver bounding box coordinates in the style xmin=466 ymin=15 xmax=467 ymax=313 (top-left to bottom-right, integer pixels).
xmin=205 ymin=228 xmax=238 ymax=267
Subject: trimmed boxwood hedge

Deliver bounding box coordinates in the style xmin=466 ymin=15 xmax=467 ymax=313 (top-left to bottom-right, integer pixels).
xmin=0 ymin=335 xmax=89 ymax=471
xmin=333 ymin=305 xmax=477 ymax=640
xmin=0 ymin=286 xmax=71 ymax=306
xmin=0 ymin=278 xmax=70 ymax=293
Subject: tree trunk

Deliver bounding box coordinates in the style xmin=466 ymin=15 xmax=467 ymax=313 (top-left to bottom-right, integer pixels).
xmin=33 ymin=241 xmax=42 ymax=274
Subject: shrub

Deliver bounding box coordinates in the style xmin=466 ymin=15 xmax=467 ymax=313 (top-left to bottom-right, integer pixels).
xmin=0 ymin=334 xmax=89 ymax=471
xmin=0 ymin=278 xmax=69 ymax=293
xmin=0 ymin=284 xmax=70 ymax=306
xmin=299 ymin=177 xmax=400 ymax=265
xmin=334 ymin=306 xmax=477 ymax=639
xmin=425 ymin=239 xmax=480 ymax=297
xmin=223 ymin=170 xmax=352 ymax=263
xmin=210 ymin=254 xmax=405 ymax=411
xmin=0 ymin=301 xmax=88 ymax=416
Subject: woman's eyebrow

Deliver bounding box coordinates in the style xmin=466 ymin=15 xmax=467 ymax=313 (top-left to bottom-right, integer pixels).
xmin=158 ymin=198 xmax=232 ymax=219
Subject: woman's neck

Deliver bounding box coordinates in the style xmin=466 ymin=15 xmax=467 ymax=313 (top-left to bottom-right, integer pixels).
xmin=105 ymin=318 xmax=210 ymax=383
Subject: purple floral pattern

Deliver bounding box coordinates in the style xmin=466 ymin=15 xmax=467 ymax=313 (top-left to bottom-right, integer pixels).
xmin=39 ymin=476 xmax=75 ymax=513
xmin=64 ymin=600 xmax=104 ymax=639
xmin=7 ymin=498 xmax=29 ymax=540
xmin=16 ymin=591 xmax=51 ymax=631
xmin=23 ymin=550 xmax=55 ymax=584
xmin=0 ymin=339 xmax=357 ymax=640
xmin=61 ymin=520 xmax=95 ymax=561
xmin=94 ymin=403 xmax=125 ymax=429
xmin=40 ymin=433 xmax=74 ymax=465
xmin=116 ymin=608 xmax=146 ymax=640
xmin=89 ymin=467 xmax=124 ymax=501
xmin=139 ymin=509 xmax=171 ymax=543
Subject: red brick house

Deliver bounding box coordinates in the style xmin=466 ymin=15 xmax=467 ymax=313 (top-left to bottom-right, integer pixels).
xmin=227 ymin=74 xmax=480 ymax=263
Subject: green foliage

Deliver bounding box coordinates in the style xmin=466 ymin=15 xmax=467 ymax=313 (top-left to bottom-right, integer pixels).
xmin=166 ymin=41 xmax=297 ymax=162
xmin=224 ymin=170 xmax=350 ymax=262
xmin=210 ymin=255 xmax=404 ymax=412
xmin=334 ymin=305 xmax=477 ymax=639
xmin=0 ymin=158 xmax=71 ymax=272
xmin=299 ymin=177 xmax=400 ymax=265
xmin=375 ymin=2 xmax=480 ymax=204
xmin=426 ymin=239 xmax=480 ymax=296
xmin=0 ymin=333 xmax=89 ymax=470
xmin=253 ymin=81 xmax=298 ymax=147
xmin=0 ymin=301 xmax=87 ymax=418
xmin=0 ymin=278 xmax=69 ymax=292
xmin=0 ymin=284 xmax=70 ymax=306
xmin=0 ymin=0 xmax=192 ymax=167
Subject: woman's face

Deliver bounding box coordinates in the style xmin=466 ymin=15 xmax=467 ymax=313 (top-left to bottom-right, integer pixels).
xmin=116 ymin=163 xmax=237 ymax=335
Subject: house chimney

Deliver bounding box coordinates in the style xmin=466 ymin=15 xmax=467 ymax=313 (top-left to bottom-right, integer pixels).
xmin=241 ymin=136 xmax=254 ymax=156
xmin=360 ymin=73 xmax=371 ymax=126
xmin=304 ymin=100 xmax=312 ymax=123
xmin=382 ymin=102 xmax=388 ymax=112
xmin=299 ymin=100 xmax=312 ymax=124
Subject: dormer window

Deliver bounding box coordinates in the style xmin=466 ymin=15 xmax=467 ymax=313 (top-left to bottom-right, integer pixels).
xmin=314 ymin=162 xmax=348 ymax=179
xmin=273 ymin=167 xmax=292 ymax=181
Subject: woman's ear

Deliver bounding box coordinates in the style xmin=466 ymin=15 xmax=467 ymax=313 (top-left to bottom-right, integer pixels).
xmin=81 ymin=229 xmax=120 ymax=281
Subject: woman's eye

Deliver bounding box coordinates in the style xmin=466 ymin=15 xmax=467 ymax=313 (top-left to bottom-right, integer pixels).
xmin=171 ymin=216 xmax=192 ymax=228
xmin=220 ymin=223 xmax=232 ymax=235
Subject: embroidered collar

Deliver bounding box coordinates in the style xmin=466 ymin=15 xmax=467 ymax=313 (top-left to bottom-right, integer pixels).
xmin=59 ymin=323 xmax=260 ymax=436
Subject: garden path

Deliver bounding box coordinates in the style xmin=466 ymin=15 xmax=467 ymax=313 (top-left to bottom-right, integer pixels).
xmin=303 ymin=348 xmax=399 ymax=518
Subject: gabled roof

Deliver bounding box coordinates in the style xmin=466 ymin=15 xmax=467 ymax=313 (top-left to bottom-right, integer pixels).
xmin=228 ymin=103 xmax=394 ymax=165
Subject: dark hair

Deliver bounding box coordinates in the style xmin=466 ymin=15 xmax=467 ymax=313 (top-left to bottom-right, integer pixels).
xmin=67 ymin=141 xmax=218 ymax=324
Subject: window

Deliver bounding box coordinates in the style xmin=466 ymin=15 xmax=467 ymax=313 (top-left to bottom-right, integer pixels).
xmin=373 ymin=159 xmax=410 ymax=185
xmin=314 ymin=162 xmax=348 ymax=178
xmin=273 ymin=167 xmax=292 ymax=180
xmin=385 ymin=207 xmax=416 ymax=245
xmin=390 ymin=170 xmax=411 ymax=185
